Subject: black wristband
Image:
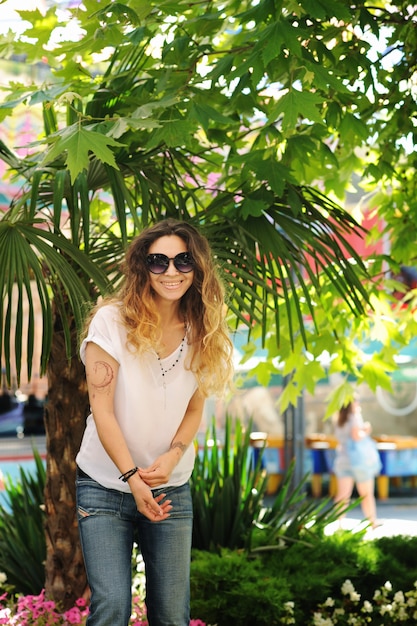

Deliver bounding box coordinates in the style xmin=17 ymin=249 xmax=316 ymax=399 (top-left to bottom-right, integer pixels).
xmin=119 ymin=467 xmax=138 ymax=482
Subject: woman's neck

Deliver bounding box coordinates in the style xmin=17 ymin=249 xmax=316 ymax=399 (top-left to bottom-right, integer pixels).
xmin=157 ymin=309 xmax=187 ymax=358
xmin=157 ymin=301 xmax=184 ymax=329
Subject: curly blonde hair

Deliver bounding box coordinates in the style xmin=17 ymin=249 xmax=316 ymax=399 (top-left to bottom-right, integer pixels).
xmin=85 ymin=219 xmax=234 ymax=397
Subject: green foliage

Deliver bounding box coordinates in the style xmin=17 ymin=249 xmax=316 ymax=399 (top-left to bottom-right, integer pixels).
xmin=240 ymin=276 xmax=417 ymax=417
xmin=191 ymin=417 xmax=351 ymax=552
xmin=41 ymin=125 xmax=125 ymax=184
xmin=0 ymin=219 xmax=109 ymax=382
xmin=191 ymin=416 xmax=268 ymax=551
xmin=0 ymin=449 xmax=46 ymax=595
xmin=263 ymin=531 xmax=379 ymax=620
xmin=367 ymin=535 xmax=417 ymax=593
xmin=251 ymin=467 xmax=349 ymax=549
xmin=190 ymin=533 xmax=417 ymax=625
xmin=190 ymin=549 xmax=293 ymax=626
xmin=0 ymin=0 xmax=415 ymax=402
xmin=2 ymin=0 xmax=407 ymax=390
xmin=0 ymin=0 xmax=416 ymax=411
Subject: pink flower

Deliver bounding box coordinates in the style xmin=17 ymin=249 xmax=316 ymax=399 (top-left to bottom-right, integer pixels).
xmin=0 ymin=590 xmax=207 ymax=625
xmin=64 ymin=606 xmax=87 ymax=624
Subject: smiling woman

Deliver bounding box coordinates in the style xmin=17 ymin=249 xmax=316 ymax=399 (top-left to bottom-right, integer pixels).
xmin=75 ymin=218 xmax=234 ymax=626
xmin=146 ymin=235 xmax=195 ymax=308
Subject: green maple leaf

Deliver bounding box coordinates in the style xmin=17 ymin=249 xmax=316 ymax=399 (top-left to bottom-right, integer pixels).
xmin=278 ymin=378 xmax=301 ymax=412
xmin=42 ymin=125 xmax=125 ymax=183
xmin=270 ymin=89 xmax=325 ymax=131
xmin=146 ymin=119 xmax=196 ymax=150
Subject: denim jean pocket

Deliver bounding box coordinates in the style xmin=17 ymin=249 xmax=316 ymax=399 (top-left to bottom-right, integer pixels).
xmin=76 ymin=471 xmax=122 ymax=522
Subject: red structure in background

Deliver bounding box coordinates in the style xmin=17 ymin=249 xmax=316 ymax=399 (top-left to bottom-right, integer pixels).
xmin=344 ymin=208 xmax=387 ymax=258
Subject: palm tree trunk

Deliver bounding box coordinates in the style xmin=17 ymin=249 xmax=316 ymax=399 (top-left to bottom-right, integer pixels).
xmin=44 ymin=306 xmax=89 ymax=609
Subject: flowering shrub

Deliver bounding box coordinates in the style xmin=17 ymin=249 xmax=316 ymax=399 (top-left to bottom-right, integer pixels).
xmin=0 ymin=588 xmax=206 ymax=626
xmin=0 ymin=589 xmax=89 ymax=625
xmin=0 ymin=551 xmax=208 ymax=626
xmin=4 ymin=567 xmax=417 ymax=625
xmin=312 ymin=579 xmax=417 ymax=625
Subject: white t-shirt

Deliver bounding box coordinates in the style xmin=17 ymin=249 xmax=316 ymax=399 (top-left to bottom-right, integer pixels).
xmin=76 ymin=303 xmax=199 ymax=492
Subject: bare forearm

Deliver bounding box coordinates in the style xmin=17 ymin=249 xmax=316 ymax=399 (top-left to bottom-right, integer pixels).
xmin=169 ymin=400 xmax=204 ymax=462
xmin=95 ymin=413 xmax=137 ymax=475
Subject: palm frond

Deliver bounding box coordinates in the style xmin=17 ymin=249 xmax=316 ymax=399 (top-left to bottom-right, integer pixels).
xmin=0 ymin=218 xmax=110 ymax=383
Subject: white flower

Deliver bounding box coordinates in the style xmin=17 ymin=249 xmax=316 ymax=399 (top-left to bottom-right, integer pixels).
xmin=312 ymin=613 xmax=333 ymax=626
xmin=362 ymin=600 xmax=373 ymax=613
xmin=341 ymin=579 xmax=355 ymax=595
xmin=0 ymin=608 xmax=13 ymax=624
xmin=394 ymin=590 xmax=405 ymax=604
xmin=380 ymin=603 xmax=393 ymax=615
xmin=284 ymin=601 xmax=294 ymax=610
xmin=339 ymin=578 xmax=361 ymax=601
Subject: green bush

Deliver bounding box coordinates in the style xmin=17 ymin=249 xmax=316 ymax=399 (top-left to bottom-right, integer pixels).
xmin=374 ymin=535 xmax=417 ymax=585
xmin=262 ymin=530 xmax=379 ymax=620
xmin=0 ymin=448 xmax=46 ymax=594
xmin=190 ymin=549 xmax=293 ymax=626
xmin=190 ymin=532 xmax=417 ymax=625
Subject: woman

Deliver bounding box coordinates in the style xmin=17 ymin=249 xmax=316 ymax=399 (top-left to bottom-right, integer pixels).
xmin=75 ymin=219 xmax=234 ymax=626
xmin=333 ymin=399 xmax=381 ymax=529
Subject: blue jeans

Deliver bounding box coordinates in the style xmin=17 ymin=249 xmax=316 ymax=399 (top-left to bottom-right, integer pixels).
xmin=76 ymin=468 xmax=193 ymax=626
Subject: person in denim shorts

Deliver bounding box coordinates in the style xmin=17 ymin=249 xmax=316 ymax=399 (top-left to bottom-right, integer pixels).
xmin=333 ymin=399 xmax=381 ymax=529
xmin=76 ymin=219 xmax=233 ymax=626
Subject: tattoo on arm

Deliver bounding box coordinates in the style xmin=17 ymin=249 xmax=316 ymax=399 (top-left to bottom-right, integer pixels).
xmin=88 ymin=360 xmax=114 ymax=396
xmin=170 ymin=441 xmax=187 ymax=455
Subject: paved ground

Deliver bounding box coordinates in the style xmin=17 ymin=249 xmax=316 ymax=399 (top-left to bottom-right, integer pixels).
xmin=327 ymin=496 xmax=417 ymax=538
xmin=0 ymin=434 xmax=46 ymax=456
xmin=0 ymin=435 xmax=46 ymax=488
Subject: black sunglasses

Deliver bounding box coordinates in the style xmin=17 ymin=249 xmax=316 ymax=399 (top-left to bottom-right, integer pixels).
xmin=146 ymin=252 xmax=195 ymax=274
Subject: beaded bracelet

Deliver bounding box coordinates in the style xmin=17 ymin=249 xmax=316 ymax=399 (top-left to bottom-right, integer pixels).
xmin=119 ymin=467 xmax=138 ymax=482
